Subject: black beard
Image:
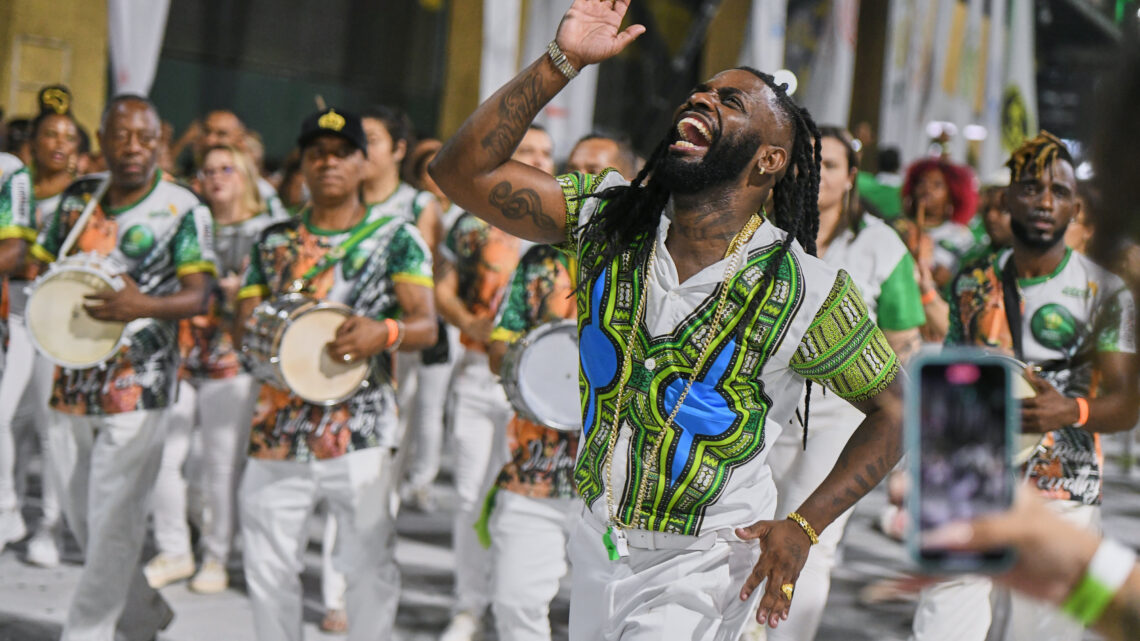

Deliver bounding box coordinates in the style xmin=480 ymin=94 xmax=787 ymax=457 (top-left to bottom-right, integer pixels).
xmin=1009 ymin=216 xmax=1069 ymax=251
xmin=655 ymin=130 xmax=760 ymax=195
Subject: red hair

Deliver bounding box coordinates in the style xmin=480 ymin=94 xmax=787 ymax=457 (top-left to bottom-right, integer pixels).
xmin=902 ymin=158 xmax=979 ymax=225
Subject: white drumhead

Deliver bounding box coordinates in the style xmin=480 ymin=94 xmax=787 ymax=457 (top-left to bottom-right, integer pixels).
xmin=515 ymin=325 xmax=580 ymax=430
xmin=279 ymin=307 xmax=368 ymax=404
xmin=28 ymin=271 xmax=125 ymax=367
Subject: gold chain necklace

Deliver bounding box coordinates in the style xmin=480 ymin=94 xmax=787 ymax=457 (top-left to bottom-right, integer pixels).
xmin=600 ymin=212 xmax=763 ymax=560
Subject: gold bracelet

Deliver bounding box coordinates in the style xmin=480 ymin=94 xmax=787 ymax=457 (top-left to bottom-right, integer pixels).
xmin=786 ymin=511 xmax=819 ymax=545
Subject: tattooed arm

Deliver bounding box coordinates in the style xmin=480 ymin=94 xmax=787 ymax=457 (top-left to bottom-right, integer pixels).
xmin=428 ymin=0 xmax=644 ymax=243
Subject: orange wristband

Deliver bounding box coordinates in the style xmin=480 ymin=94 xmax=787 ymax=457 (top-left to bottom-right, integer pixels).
xmin=921 ymin=289 xmax=939 ymax=305
xmin=1075 ymin=397 xmax=1090 ymax=427
xmin=383 ymin=318 xmax=400 ymax=350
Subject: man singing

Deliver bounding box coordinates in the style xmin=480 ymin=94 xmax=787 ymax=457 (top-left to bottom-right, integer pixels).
xmin=430 ymin=1 xmax=905 ymax=638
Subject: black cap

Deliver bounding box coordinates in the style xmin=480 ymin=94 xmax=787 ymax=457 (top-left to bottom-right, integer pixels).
xmin=297 ymin=108 xmax=367 ymax=157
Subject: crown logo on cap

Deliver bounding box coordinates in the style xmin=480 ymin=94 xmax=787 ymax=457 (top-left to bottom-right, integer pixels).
xmin=42 ymin=88 xmax=70 ymax=115
xmin=318 ymin=109 xmax=346 ymax=132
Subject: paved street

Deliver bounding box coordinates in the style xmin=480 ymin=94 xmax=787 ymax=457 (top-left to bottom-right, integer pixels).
xmin=1 ymin=436 xmax=1137 ymax=641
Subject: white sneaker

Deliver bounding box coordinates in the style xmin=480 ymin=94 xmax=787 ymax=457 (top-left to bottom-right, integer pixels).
xmin=0 ymin=508 xmax=27 ymax=552
xmin=143 ymin=553 xmax=195 ymax=589
xmin=25 ymin=528 xmax=59 ymax=568
xmin=440 ymin=611 xmax=481 ymax=641
xmin=403 ymin=484 xmax=437 ymax=512
xmin=188 ymin=558 xmax=228 ymax=594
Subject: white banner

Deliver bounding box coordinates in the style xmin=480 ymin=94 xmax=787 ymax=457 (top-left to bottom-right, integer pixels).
xmin=802 ymin=0 xmax=861 ymax=127
xmin=739 ymin=0 xmax=789 ymax=72
xmin=480 ymin=0 xmax=524 ymax=102
xmin=1000 ymin=0 xmax=1037 ymax=158
xmin=108 ymin=0 xmax=171 ymax=96
xmin=878 ymin=0 xmax=916 ymax=152
xmin=521 ymin=0 xmax=600 ymax=162
xmin=978 ymin=0 xmax=1009 ymax=181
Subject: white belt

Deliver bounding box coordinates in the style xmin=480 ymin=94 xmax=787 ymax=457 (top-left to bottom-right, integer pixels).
xmin=581 ymin=504 xmax=717 ymax=552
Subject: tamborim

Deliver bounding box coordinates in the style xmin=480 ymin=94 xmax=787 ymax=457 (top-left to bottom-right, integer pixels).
xmin=242 ymin=294 xmax=370 ymax=405
xmin=499 ymin=320 xmax=581 ymax=432
xmin=25 ymin=252 xmax=127 ymax=369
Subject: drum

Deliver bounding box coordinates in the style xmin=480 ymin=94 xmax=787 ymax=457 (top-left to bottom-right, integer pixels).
xmin=499 ymin=320 xmax=581 ymax=432
xmin=25 ymin=253 xmax=127 ymax=369
xmin=242 ymin=294 xmax=370 ymax=405
xmin=990 ymin=354 xmax=1043 ymax=465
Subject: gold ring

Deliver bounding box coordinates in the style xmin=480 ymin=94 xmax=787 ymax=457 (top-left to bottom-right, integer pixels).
xmin=781 ymin=583 xmax=794 ymax=600
xmin=342 ymin=353 xmax=353 ymax=363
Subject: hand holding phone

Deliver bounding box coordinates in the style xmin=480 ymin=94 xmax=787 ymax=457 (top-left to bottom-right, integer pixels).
xmin=906 ymin=348 xmax=1018 ymax=573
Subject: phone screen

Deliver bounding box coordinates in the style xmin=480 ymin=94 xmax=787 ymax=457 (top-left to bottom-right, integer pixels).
xmin=916 ymin=360 xmax=1014 ymax=568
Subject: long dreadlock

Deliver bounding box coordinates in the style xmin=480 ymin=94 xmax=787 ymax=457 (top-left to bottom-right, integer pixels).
xmin=576 ymin=67 xmax=823 ymax=447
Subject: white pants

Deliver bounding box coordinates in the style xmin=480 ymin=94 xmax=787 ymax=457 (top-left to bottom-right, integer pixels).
xmin=151 ymin=375 xmax=257 ymax=561
xmin=567 ymin=510 xmax=762 ymax=641
xmin=0 ymin=308 xmax=58 ymax=520
xmin=911 ymin=501 xmax=1099 ymax=641
xmin=449 ymin=350 xmax=512 ymax=615
xmin=46 ymin=408 xmax=168 ymax=641
xmin=490 ymin=492 xmax=578 ymax=641
xmin=239 ymin=448 xmax=400 ymax=641
xmin=399 ymin=325 xmax=460 ymax=492
xmin=767 ymin=394 xmax=863 ymax=641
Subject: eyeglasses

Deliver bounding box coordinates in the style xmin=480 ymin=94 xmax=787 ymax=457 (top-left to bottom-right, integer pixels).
xmin=200 ymin=166 xmax=237 ymax=179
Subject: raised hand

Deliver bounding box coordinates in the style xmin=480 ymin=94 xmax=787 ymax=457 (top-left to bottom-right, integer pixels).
xmin=555 ymin=0 xmax=646 ymax=70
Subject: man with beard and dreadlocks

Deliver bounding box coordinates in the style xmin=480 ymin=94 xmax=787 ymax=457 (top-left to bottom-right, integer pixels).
xmin=429 ymin=1 xmax=905 ymax=637
xmin=911 ymin=131 xmax=1139 ymax=641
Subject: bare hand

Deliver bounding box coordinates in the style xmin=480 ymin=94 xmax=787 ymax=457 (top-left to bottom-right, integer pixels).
xmin=901 ymin=488 xmax=1097 ymax=605
xmin=326 ymin=316 xmax=389 ymax=363
xmin=219 ymin=272 xmax=243 ymax=304
xmin=555 ymin=0 xmax=646 ymax=70
xmin=1021 ymin=369 xmax=1079 ymax=433
xmin=84 ymin=274 xmax=148 ymax=322
xmin=463 ymin=315 xmax=495 ymax=345
xmin=735 ymin=519 xmax=813 ymax=628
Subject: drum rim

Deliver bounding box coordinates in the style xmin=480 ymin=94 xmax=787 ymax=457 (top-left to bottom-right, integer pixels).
xmin=25 ymin=262 xmax=128 ymax=369
xmin=501 ymin=319 xmax=580 ymax=431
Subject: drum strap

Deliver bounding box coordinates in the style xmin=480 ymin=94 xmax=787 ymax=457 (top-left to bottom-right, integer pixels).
xmin=295 ymin=215 xmax=394 ymax=290
xmin=1000 ymin=253 xmax=1025 ymax=361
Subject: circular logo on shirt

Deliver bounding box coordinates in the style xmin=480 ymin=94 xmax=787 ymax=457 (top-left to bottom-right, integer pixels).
xmin=120 ymin=224 xmax=156 ymax=259
xmin=1030 ymin=304 xmax=1078 ymax=350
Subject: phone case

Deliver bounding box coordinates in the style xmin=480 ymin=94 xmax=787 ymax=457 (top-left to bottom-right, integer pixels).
xmin=904 ymin=346 xmax=1019 ymax=574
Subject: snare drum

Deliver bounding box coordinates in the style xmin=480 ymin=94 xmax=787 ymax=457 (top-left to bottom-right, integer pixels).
xmin=500 ymin=320 xmax=580 ymax=432
xmin=242 ymin=294 xmax=370 ymax=405
xmin=25 ymin=252 xmax=127 ymax=369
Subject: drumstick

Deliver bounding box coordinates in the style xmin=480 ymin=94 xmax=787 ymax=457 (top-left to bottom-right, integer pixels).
xmin=315 ymin=94 xmax=327 ymax=111
xmin=57 ymin=176 xmax=111 ymax=258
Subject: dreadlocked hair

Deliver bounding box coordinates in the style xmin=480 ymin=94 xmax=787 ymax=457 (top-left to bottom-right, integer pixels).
xmin=576 ymin=67 xmax=824 ymax=448
xmin=1006 ymin=130 xmax=1073 ymax=182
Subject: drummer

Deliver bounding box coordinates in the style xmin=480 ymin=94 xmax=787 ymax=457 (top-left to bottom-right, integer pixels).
xmin=233 ymin=107 xmax=437 ymax=641
xmin=434 ymin=123 xmax=553 ymax=641
xmin=483 ymin=242 xmax=580 ymax=641
xmin=917 ymin=131 xmax=1139 ymax=641
xmin=28 ymin=94 xmax=217 ymax=641
xmin=0 ymin=149 xmax=34 ymax=555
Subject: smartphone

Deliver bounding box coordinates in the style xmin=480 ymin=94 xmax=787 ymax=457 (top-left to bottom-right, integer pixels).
xmin=906 ymin=348 xmax=1018 ymax=573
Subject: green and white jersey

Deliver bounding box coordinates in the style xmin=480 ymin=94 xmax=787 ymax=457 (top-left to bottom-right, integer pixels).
xmin=256 ymin=176 xmax=288 ymax=220
xmin=821 ymin=216 xmax=925 ymax=332
xmin=560 ymin=171 xmax=900 ymax=535
xmin=0 ymin=153 xmax=34 ymax=243
xmin=948 ymin=247 xmax=1136 ymax=505
xmin=32 ymin=171 xmax=218 ymax=415
xmin=927 ymin=220 xmax=976 ymax=278
xmin=366 ymin=182 xmax=437 ymax=226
